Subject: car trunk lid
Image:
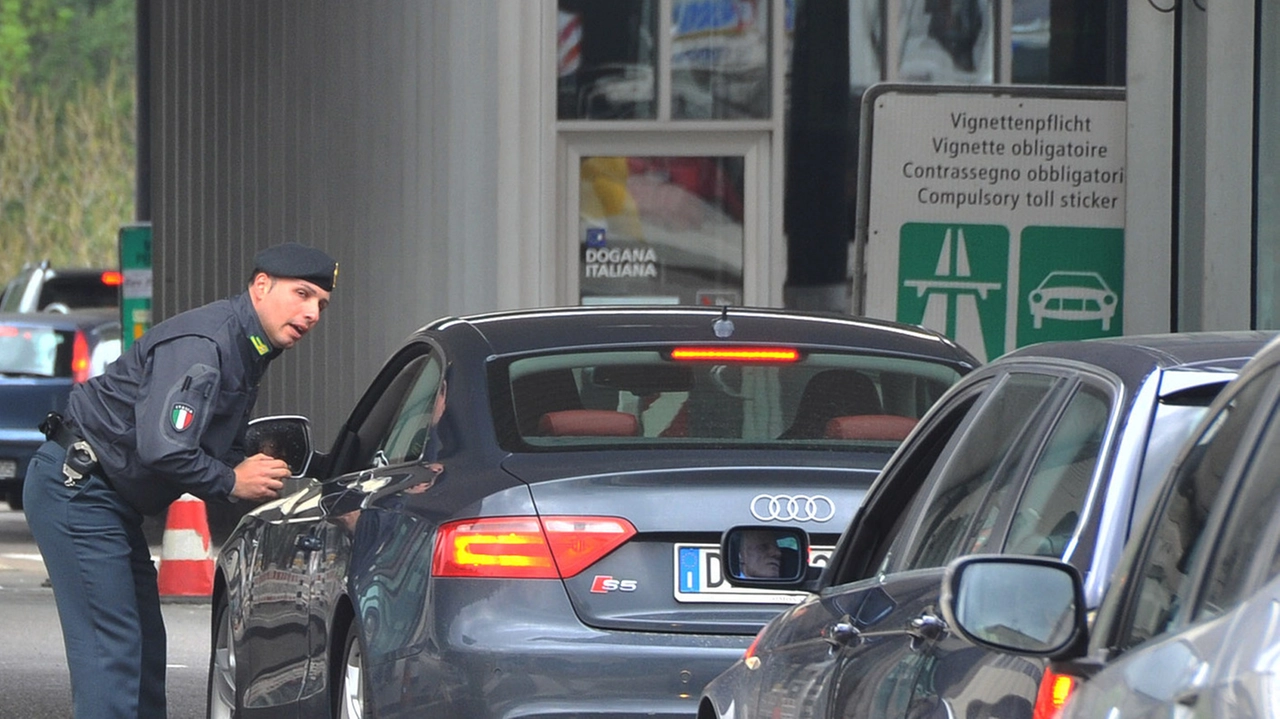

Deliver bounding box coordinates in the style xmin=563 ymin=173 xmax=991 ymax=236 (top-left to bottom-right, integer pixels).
xmin=502 ymin=451 xmax=879 ymax=635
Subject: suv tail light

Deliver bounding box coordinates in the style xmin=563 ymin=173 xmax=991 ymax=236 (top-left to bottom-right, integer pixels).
xmin=71 ymin=330 xmax=91 ymax=382
xmin=1032 ymin=667 xmax=1077 ymax=719
xmin=100 ymin=270 xmax=123 ymax=286
xmin=432 ymin=516 xmax=637 ymax=579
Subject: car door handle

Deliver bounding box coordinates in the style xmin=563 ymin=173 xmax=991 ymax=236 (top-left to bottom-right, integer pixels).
xmin=907 ymin=612 xmax=947 ymax=641
xmin=824 ymin=621 xmax=859 ymax=647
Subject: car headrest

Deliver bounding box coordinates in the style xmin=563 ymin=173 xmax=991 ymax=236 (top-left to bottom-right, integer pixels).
xmin=780 ymin=369 xmax=884 ymax=439
xmin=536 ymin=409 xmax=639 ymax=437
xmin=824 ymin=414 xmax=918 ymax=442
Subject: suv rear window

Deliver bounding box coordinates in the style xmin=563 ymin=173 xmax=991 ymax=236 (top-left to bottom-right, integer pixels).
xmin=39 ymin=274 xmax=120 ymax=310
xmin=500 ymin=348 xmax=964 ymax=450
xmin=0 ymin=268 xmax=121 ymax=312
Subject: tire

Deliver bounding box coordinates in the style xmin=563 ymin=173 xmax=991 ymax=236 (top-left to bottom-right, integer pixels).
xmin=334 ymin=621 xmax=368 ymax=719
xmin=7 ymin=489 xmax=22 ymax=511
xmin=207 ymin=594 xmax=238 ymax=719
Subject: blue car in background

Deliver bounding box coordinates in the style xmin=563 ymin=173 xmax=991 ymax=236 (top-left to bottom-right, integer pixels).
xmin=0 ymin=309 xmax=121 ymax=509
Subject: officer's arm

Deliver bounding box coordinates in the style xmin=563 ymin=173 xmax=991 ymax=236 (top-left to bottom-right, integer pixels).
xmin=134 ymin=336 xmax=237 ymax=501
xmin=224 ymin=422 xmax=248 ymax=467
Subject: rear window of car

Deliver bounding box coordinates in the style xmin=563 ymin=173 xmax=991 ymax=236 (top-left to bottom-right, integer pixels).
xmin=499 ymin=347 xmax=965 ymax=451
xmin=39 ymin=274 xmax=119 ymax=311
xmin=0 ymin=324 xmax=74 ymax=377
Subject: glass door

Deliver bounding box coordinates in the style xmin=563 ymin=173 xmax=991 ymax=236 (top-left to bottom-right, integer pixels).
xmin=563 ymin=134 xmax=770 ymax=306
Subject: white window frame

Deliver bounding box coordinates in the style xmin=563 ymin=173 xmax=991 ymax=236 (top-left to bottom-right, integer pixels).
xmin=549 ymin=0 xmax=789 ymax=307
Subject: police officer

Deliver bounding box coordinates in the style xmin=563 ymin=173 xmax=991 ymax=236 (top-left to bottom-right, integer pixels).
xmin=23 ymin=242 xmax=337 ymax=719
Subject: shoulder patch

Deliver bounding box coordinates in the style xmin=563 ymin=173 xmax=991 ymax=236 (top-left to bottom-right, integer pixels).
xmin=171 ymin=403 xmax=196 ymax=432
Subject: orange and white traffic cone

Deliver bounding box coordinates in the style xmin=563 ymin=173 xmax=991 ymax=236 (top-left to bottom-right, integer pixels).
xmin=156 ymin=493 xmax=214 ymax=598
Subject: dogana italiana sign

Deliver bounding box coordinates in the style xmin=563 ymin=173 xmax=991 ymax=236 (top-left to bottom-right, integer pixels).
xmin=858 ymin=84 xmax=1126 ymax=362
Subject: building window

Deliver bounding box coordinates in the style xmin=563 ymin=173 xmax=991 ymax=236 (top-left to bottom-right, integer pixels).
xmin=580 ymin=155 xmax=745 ymax=305
xmin=558 ymin=1 xmax=659 ymax=120
xmin=671 ymin=0 xmax=773 ymax=119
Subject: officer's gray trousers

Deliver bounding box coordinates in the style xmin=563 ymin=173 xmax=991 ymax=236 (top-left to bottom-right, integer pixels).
xmin=23 ymin=440 xmax=166 ymax=719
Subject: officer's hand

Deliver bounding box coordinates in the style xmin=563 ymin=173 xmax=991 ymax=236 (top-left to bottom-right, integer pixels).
xmin=232 ymin=453 xmax=290 ymax=502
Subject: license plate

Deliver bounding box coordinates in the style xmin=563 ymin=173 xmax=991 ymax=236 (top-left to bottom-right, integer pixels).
xmin=674 ymin=543 xmax=833 ymax=604
xmin=0 ymin=460 xmax=15 ymax=479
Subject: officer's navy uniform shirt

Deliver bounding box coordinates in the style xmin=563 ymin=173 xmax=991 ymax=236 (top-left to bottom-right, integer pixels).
xmin=65 ymin=291 xmax=281 ymax=515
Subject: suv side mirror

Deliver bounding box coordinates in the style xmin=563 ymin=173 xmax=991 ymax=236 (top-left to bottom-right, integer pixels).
xmin=246 ymin=415 xmax=314 ymax=478
xmin=940 ymin=555 xmax=1089 ymax=660
xmin=720 ymin=525 xmax=811 ymax=587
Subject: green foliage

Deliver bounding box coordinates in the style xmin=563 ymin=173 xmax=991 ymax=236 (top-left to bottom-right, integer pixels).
xmin=0 ymin=0 xmax=134 ymax=281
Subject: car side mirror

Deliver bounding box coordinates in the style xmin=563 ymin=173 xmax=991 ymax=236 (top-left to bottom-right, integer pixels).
xmin=940 ymin=555 xmax=1088 ymax=660
xmin=245 ymin=415 xmax=314 ymax=478
xmin=720 ymin=525 xmax=810 ymax=587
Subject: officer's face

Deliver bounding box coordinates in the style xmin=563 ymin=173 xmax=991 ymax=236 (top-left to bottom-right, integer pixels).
xmin=251 ymin=273 xmax=330 ymax=349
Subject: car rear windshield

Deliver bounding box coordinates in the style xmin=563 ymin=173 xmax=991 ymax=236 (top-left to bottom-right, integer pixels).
xmin=500 ymin=347 xmax=964 ymax=451
xmin=0 ymin=325 xmax=74 ymax=377
xmin=40 ymin=275 xmax=119 ymax=310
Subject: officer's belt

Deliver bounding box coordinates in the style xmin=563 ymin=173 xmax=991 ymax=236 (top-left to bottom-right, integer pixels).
xmin=44 ymin=415 xmax=82 ymax=451
xmin=42 ymin=413 xmax=110 ymax=488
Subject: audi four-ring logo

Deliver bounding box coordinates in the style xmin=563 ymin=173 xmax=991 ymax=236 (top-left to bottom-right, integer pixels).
xmin=750 ymin=493 xmax=837 ymax=522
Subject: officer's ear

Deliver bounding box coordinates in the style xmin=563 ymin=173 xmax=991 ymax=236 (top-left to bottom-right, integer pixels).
xmin=249 ymin=271 xmax=275 ymax=298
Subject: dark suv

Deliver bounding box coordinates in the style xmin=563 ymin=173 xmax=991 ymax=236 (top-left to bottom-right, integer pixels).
xmin=699 ymin=331 xmax=1274 ymax=719
xmin=943 ymin=332 xmax=1280 ymax=718
xmin=0 ymin=261 xmax=121 ymax=313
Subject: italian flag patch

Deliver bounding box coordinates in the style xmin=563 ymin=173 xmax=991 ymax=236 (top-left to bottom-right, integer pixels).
xmin=171 ymin=403 xmax=196 ymax=432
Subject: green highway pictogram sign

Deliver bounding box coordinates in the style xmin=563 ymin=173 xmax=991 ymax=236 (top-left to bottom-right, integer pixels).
xmin=1017 ymin=226 xmax=1124 ymax=344
xmin=897 ymin=222 xmax=1009 ymax=362
xmin=118 ymin=222 xmax=152 ymax=350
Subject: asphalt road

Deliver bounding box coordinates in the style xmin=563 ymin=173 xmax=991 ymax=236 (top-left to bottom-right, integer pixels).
xmin=0 ymin=505 xmax=213 ymax=719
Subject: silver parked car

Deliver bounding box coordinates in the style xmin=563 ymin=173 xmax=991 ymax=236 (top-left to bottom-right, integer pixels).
xmin=944 ymin=331 xmax=1280 ymax=718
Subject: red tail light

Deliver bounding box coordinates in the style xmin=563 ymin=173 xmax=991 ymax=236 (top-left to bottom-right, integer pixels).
xmin=670 ymin=346 xmax=800 ymax=363
xmin=1032 ymin=667 xmax=1077 ymax=719
xmin=100 ymin=270 xmax=123 ymax=286
xmin=71 ymin=331 xmax=91 ymax=382
xmin=431 ymin=516 xmax=637 ymax=579
xmin=743 ymin=628 xmax=765 ymax=661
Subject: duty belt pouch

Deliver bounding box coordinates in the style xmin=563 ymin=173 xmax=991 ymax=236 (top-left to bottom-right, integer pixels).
xmin=41 ymin=412 xmax=101 ymax=486
xmin=64 ymin=441 xmax=99 ymax=479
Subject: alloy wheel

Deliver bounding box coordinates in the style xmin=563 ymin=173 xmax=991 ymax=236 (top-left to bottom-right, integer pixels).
xmin=337 ymin=625 xmax=365 ymax=719
xmin=207 ymin=597 xmax=237 ymax=719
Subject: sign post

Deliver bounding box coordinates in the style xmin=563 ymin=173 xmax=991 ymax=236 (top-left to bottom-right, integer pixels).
xmin=857 ymin=84 xmax=1126 ymax=361
xmin=118 ymin=222 xmax=153 ymax=350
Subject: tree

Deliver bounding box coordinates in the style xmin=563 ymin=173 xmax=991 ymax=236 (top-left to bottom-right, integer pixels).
xmin=0 ymin=0 xmax=134 ymax=280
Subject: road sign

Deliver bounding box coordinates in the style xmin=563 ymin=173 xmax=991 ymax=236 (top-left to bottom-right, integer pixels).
xmin=118 ymin=222 xmax=152 ymax=350
xmin=1019 ymin=226 xmax=1124 ymax=343
xmin=898 ymin=223 xmax=1008 ymax=362
xmin=859 ymin=84 xmax=1126 ymax=358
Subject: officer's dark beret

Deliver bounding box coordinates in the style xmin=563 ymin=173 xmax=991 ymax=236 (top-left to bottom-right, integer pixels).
xmin=252 ymin=243 xmax=338 ymax=291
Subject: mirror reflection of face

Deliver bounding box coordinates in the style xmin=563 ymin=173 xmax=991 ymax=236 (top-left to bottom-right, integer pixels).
xmin=740 ymin=530 xmax=783 ymax=578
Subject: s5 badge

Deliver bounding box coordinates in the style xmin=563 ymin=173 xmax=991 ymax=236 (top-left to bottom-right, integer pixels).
xmin=590 ymin=576 xmax=637 ymax=593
